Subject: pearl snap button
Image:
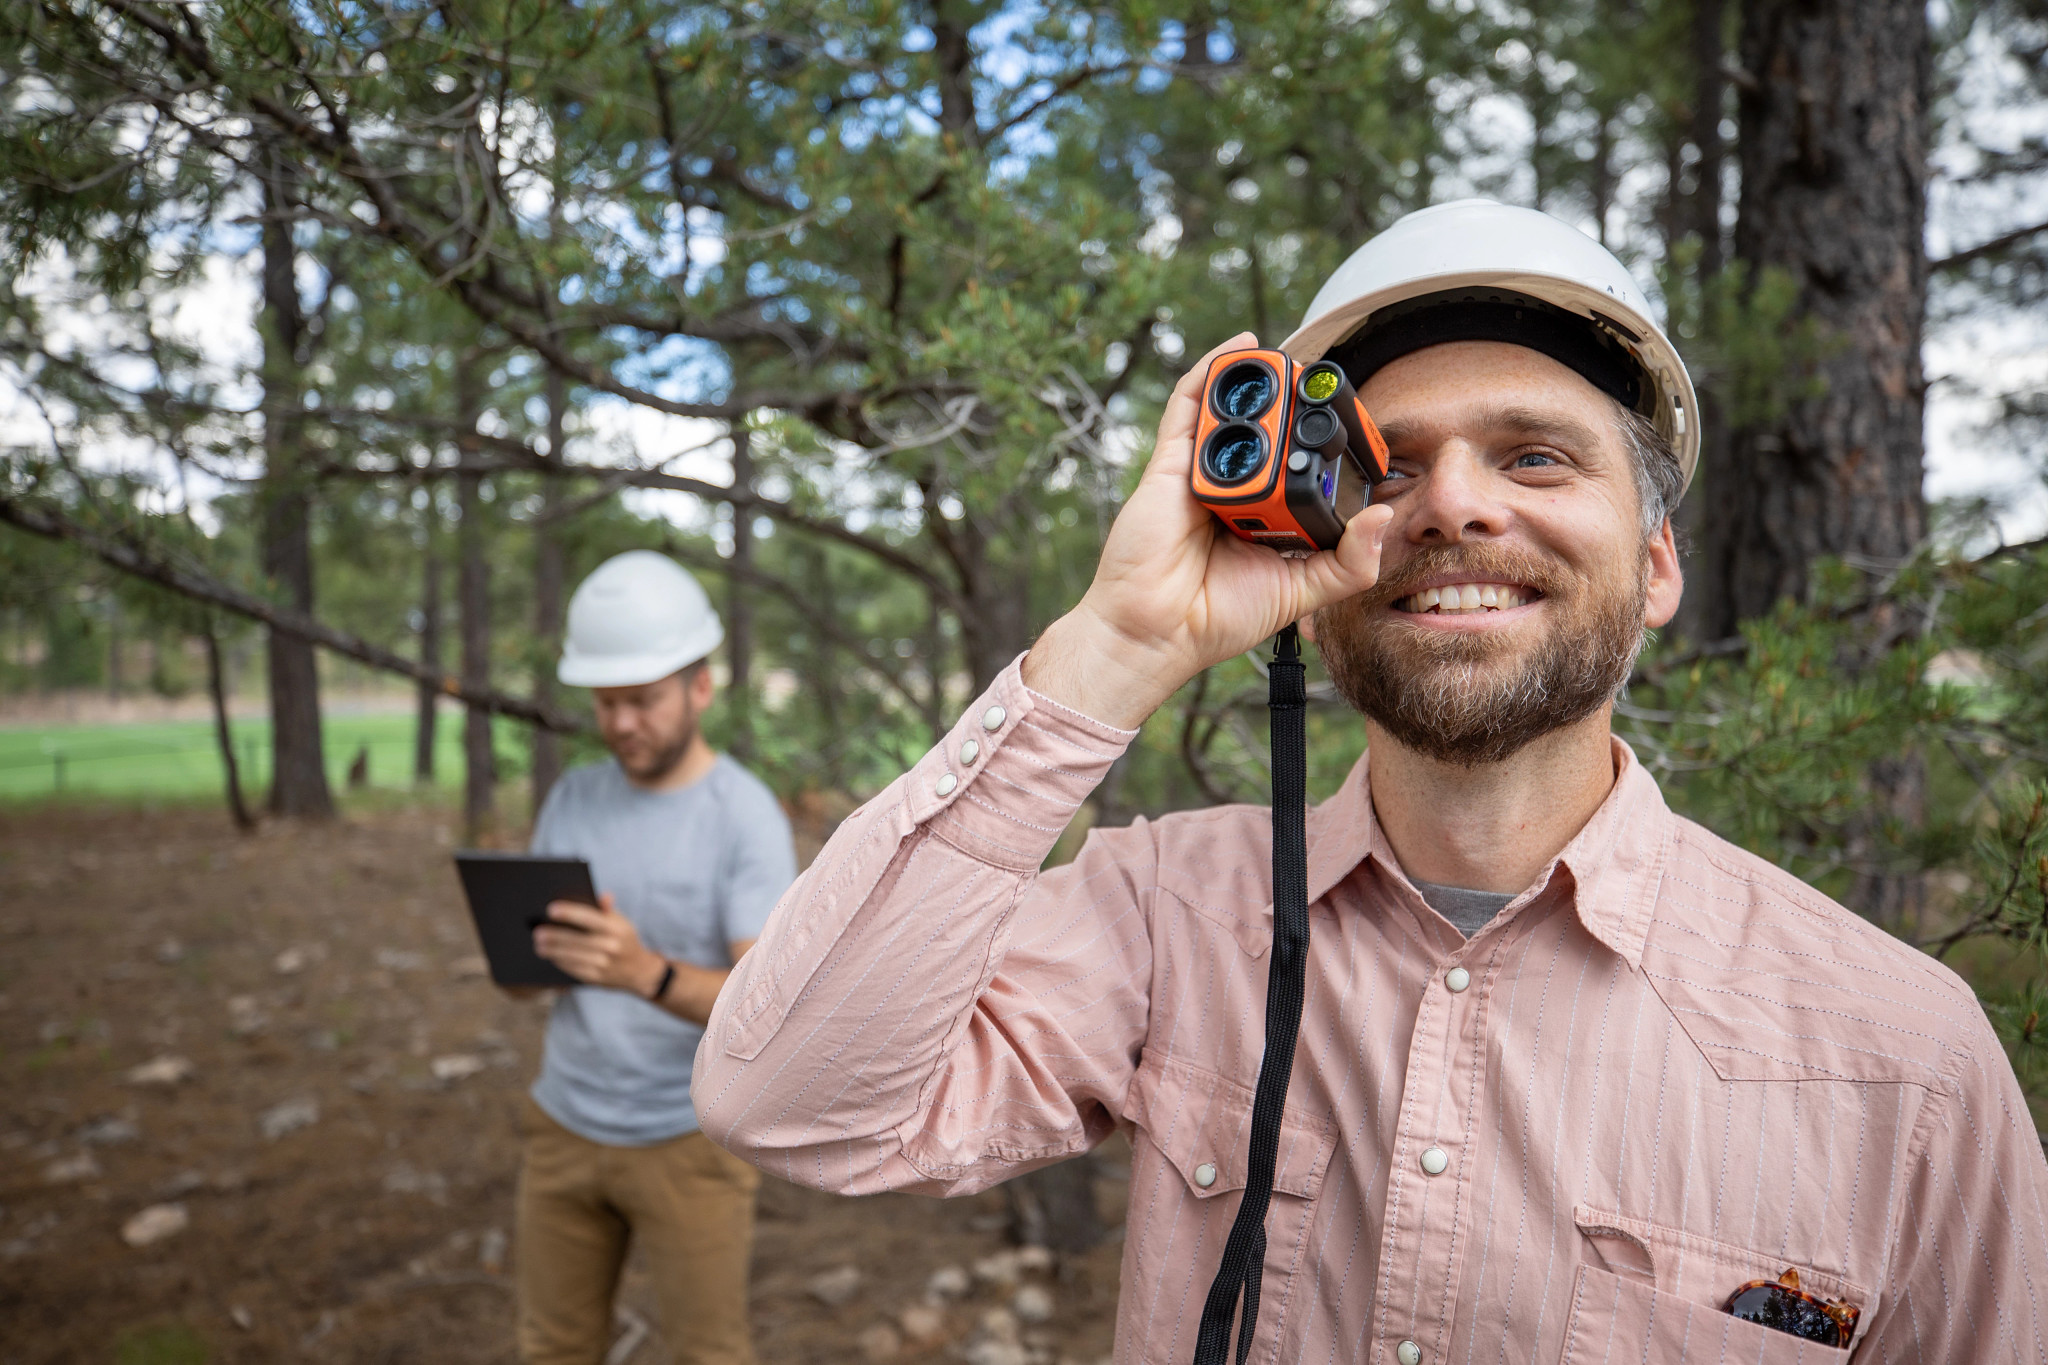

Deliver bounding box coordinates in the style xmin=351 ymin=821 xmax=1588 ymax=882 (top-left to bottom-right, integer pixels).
xmin=1445 ymin=967 xmax=1470 ymax=993
xmin=935 ymin=773 xmax=958 ymax=796
xmin=1397 ymin=1341 xmax=1422 ymax=1365
xmin=959 ymin=739 xmax=979 ymax=765
xmin=982 ymin=705 xmax=1007 ymax=731
xmin=1419 ymin=1146 xmax=1448 ymax=1176
xmin=1193 ymin=1162 xmax=1217 ymax=1188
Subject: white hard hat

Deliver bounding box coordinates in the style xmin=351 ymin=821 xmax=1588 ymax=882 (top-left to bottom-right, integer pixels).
xmin=558 ymin=551 xmax=724 ymax=688
xmin=1282 ymin=199 xmax=1700 ymax=493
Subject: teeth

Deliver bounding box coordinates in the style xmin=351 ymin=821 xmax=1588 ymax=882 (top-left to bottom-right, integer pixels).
xmin=1396 ymin=583 xmax=1533 ymax=614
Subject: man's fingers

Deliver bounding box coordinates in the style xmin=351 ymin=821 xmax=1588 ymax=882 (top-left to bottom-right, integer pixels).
xmin=545 ymin=899 xmax=604 ymax=929
xmin=1298 ymin=504 xmax=1394 ymax=615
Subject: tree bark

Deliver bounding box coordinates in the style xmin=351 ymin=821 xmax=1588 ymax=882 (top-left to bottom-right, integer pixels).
xmin=1007 ymin=1157 xmax=1104 ymax=1258
xmin=725 ymin=425 xmax=756 ymax=763
xmin=258 ymin=142 xmax=334 ymax=819
xmin=531 ymin=368 xmax=568 ymax=810
xmin=456 ymin=364 xmax=496 ymax=841
xmin=1692 ymin=0 xmax=1930 ymax=637
xmin=414 ymin=493 xmax=443 ymax=784
xmin=1671 ymin=0 xmax=1731 ymax=643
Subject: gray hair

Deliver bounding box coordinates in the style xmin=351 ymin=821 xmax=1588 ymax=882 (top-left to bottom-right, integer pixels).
xmin=1613 ymin=401 xmax=1685 ymax=535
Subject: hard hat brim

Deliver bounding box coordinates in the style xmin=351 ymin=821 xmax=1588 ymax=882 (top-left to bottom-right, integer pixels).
xmin=557 ymin=622 xmax=724 ymax=690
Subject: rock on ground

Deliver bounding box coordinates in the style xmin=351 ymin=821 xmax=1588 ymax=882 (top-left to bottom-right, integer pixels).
xmin=121 ymin=1203 xmax=189 ymax=1248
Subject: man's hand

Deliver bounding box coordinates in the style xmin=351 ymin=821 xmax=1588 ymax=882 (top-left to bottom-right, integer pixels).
xmin=533 ymin=893 xmax=665 ymax=998
xmin=1022 ymin=332 xmax=1394 ymax=728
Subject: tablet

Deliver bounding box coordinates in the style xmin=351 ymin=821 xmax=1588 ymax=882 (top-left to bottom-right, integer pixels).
xmin=453 ymin=852 xmax=598 ymax=987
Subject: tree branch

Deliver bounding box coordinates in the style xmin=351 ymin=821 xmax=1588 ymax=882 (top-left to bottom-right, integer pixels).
xmin=1931 ymin=218 xmax=2048 ymax=271
xmin=0 ymin=494 xmax=589 ymax=735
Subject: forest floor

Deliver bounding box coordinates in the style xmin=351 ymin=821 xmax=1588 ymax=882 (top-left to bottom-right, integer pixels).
xmin=0 ymin=801 xmax=1128 ymax=1365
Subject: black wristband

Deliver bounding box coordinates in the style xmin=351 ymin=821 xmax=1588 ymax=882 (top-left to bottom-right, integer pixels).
xmin=649 ymin=961 xmax=677 ymax=1004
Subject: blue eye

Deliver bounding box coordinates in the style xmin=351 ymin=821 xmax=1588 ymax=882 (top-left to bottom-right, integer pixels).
xmin=1513 ymin=451 xmax=1558 ymax=468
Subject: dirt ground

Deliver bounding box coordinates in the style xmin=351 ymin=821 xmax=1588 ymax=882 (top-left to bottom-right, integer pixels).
xmin=0 ymin=802 xmax=1128 ymax=1365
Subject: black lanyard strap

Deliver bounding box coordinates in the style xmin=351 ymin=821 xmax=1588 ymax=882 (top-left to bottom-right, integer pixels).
xmin=1192 ymin=624 xmax=1311 ymax=1365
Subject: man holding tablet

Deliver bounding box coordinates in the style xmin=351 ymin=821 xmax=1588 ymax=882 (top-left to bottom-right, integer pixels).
xmin=513 ymin=549 xmax=796 ymax=1365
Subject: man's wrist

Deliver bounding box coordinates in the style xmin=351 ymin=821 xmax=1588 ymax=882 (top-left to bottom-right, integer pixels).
xmin=1022 ymin=607 xmax=1187 ymax=730
xmin=637 ymin=951 xmax=672 ymax=1001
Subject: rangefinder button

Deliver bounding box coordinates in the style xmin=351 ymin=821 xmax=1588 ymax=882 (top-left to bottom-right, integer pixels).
xmin=959 ymin=740 xmax=979 ymax=765
xmin=934 ymin=773 xmax=958 ymax=797
xmin=982 ymin=705 xmax=1007 ymax=731
xmin=1287 ymin=449 xmax=1310 ymax=473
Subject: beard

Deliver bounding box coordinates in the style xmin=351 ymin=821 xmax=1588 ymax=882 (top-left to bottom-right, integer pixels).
xmin=613 ymin=714 xmax=699 ymax=783
xmin=1314 ymin=539 xmax=1649 ymax=767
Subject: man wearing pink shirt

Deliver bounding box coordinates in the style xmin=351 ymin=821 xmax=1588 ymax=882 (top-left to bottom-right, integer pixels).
xmin=693 ymin=201 xmax=2048 ymax=1363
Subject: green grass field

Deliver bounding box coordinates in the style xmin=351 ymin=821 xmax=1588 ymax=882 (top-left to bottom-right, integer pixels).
xmin=0 ymin=711 xmax=538 ymax=803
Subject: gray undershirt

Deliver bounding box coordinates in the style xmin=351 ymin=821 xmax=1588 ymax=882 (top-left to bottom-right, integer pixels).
xmin=1413 ymin=879 xmax=1517 ymax=939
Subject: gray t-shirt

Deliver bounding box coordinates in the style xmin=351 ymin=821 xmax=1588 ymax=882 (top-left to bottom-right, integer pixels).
xmin=1413 ymin=879 xmax=1517 ymax=939
xmin=527 ymin=755 xmax=797 ymax=1146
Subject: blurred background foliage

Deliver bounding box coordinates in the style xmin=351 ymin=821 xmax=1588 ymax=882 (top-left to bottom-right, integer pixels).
xmin=1 ymin=0 xmax=2046 ymax=1110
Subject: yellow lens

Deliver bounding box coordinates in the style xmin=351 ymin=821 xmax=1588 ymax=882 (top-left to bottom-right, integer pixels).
xmin=1303 ymin=367 xmax=1340 ymax=402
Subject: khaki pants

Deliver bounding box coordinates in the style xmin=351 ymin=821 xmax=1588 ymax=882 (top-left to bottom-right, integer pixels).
xmin=515 ymin=1097 xmax=761 ymax=1365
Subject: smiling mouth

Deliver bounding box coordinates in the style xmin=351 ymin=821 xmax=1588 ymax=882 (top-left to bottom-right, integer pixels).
xmin=1394 ymin=582 xmax=1541 ymax=614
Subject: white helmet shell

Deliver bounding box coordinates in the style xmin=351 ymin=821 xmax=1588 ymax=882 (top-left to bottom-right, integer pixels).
xmin=1282 ymin=199 xmax=1700 ymax=492
xmin=558 ymin=550 xmax=725 ymax=688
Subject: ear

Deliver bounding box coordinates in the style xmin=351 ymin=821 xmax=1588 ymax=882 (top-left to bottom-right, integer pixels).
xmin=1298 ymin=612 xmax=1319 ymax=645
xmin=689 ymin=664 xmax=717 ymax=709
xmin=1643 ymin=519 xmax=1682 ymax=629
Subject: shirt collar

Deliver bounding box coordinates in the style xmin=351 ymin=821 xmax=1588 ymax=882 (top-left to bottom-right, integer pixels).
xmin=1305 ymin=735 xmax=1674 ymax=969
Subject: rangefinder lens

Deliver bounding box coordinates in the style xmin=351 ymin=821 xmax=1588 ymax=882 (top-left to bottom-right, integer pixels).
xmin=1293 ymin=407 xmax=1339 ymax=449
xmin=1203 ymin=424 xmax=1266 ymax=485
xmin=1301 ymin=364 xmax=1342 ymax=403
xmin=1215 ymin=362 xmax=1276 ymax=420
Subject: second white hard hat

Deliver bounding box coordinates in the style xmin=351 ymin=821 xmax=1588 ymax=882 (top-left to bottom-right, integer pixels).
xmin=558 ymin=550 xmax=724 ymax=688
xmin=1282 ymin=199 xmax=1700 ymax=492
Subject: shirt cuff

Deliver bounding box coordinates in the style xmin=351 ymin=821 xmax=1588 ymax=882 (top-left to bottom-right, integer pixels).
xmin=913 ymin=654 xmax=1140 ymax=872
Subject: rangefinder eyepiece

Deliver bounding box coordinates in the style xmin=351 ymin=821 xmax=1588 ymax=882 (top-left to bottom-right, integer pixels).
xmin=1203 ymin=423 xmax=1267 ymax=485
xmin=1213 ymin=361 xmax=1278 ymax=421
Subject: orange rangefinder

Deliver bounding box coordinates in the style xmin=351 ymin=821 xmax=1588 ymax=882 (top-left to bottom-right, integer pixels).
xmin=1190 ymin=350 xmax=1391 ymax=552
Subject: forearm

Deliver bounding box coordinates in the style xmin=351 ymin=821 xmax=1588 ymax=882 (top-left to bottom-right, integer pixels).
xmin=694 ymin=661 xmax=1141 ymax=1193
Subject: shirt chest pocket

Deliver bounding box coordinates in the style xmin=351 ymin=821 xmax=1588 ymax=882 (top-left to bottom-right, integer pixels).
xmin=1564 ymin=1206 xmax=1872 ymax=1363
xmin=1124 ymin=1054 xmax=1336 ymax=1365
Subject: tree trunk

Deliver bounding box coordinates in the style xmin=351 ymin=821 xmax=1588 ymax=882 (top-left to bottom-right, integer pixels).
xmin=415 ymin=496 xmax=443 ymax=785
xmin=457 ymin=366 xmax=496 ymax=841
xmin=1671 ymin=0 xmax=1731 ymax=643
xmin=204 ymin=617 xmax=256 ymax=832
xmin=258 ymin=143 xmax=334 ymax=819
xmin=1692 ymin=0 xmax=1930 ymax=638
xmin=106 ymin=596 xmax=122 ymax=697
xmin=1691 ymin=0 xmax=1729 ymax=281
xmin=725 ymin=425 xmax=756 ymax=763
xmin=531 ymin=368 xmax=568 ymax=811
xmin=1719 ymin=0 xmax=1933 ymax=929
xmin=1007 ymin=1159 xmax=1103 ymax=1258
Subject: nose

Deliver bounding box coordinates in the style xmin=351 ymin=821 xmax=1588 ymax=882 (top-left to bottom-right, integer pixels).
xmin=1401 ymin=440 xmax=1510 ymax=544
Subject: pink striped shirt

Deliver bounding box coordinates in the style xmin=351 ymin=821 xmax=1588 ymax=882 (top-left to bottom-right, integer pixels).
xmin=695 ymin=659 xmax=2048 ymax=1364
